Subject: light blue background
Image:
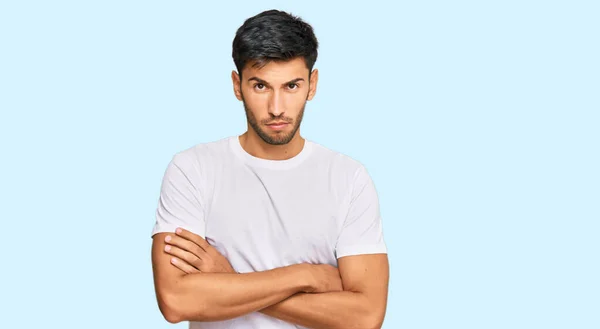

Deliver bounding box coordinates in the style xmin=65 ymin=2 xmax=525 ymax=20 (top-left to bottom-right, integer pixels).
xmin=1 ymin=1 xmax=598 ymax=328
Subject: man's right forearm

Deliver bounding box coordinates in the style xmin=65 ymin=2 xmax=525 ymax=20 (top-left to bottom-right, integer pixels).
xmin=160 ymin=263 xmax=311 ymax=323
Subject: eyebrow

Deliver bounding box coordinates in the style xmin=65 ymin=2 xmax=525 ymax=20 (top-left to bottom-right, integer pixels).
xmin=247 ymin=77 xmax=305 ymax=88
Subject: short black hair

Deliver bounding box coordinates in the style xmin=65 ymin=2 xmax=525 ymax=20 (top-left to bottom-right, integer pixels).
xmin=232 ymin=10 xmax=319 ymax=77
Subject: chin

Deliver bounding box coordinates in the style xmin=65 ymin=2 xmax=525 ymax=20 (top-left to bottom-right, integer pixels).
xmin=264 ymin=134 xmax=294 ymax=145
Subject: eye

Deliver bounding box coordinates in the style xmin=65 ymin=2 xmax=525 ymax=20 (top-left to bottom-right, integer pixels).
xmin=254 ymin=83 xmax=266 ymax=91
xmin=287 ymin=83 xmax=298 ymax=90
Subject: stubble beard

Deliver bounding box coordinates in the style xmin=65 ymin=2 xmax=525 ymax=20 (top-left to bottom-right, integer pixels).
xmin=242 ymin=98 xmax=306 ymax=146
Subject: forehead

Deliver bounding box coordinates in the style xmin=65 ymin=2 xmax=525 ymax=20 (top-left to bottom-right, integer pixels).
xmin=242 ymin=57 xmax=309 ymax=81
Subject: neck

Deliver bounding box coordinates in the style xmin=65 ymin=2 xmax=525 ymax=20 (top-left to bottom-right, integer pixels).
xmin=239 ymin=130 xmax=305 ymax=161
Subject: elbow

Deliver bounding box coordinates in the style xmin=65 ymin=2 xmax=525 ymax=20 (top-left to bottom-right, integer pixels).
xmin=157 ymin=292 xmax=185 ymax=324
xmin=163 ymin=311 xmax=183 ymax=324
xmin=157 ymin=290 xmax=211 ymax=323
xmin=357 ymin=308 xmax=385 ymax=329
xmin=359 ymin=316 xmax=383 ymax=329
xmin=367 ymin=318 xmax=384 ymax=329
xmin=348 ymin=292 xmax=385 ymax=329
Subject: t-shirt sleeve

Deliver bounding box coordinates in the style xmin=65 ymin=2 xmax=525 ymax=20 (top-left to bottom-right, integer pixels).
xmin=335 ymin=165 xmax=387 ymax=259
xmin=151 ymin=154 xmax=206 ymax=238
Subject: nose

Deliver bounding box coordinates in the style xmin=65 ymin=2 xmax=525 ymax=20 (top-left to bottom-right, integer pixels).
xmin=267 ymin=90 xmax=285 ymax=117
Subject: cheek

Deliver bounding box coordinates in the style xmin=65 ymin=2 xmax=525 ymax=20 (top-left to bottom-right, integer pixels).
xmin=285 ymin=94 xmax=306 ymax=110
xmin=243 ymin=92 xmax=268 ymax=108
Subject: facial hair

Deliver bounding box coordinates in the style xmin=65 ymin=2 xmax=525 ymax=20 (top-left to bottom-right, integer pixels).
xmin=242 ymin=97 xmax=306 ymax=146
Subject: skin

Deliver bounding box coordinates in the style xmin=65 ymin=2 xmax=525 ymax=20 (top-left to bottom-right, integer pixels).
xmin=151 ymin=57 xmax=389 ymax=328
xmin=151 ymin=231 xmax=343 ymax=323
xmin=231 ymin=57 xmax=318 ymax=160
xmin=163 ymin=228 xmax=389 ymax=329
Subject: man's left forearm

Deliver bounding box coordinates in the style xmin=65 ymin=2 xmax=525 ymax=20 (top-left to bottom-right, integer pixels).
xmin=163 ymin=228 xmax=388 ymax=328
xmin=260 ymin=291 xmax=384 ymax=329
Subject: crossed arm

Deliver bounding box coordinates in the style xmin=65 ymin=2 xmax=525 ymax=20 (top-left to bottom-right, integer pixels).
xmin=151 ymin=231 xmax=389 ymax=329
xmin=259 ymin=255 xmax=389 ymax=329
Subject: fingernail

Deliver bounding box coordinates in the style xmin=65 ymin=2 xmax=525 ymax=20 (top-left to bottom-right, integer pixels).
xmin=171 ymin=258 xmax=177 ymax=264
xmin=165 ymin=235 xmax=171 ymax=242
xmin=176 ymin=228 xmax=182 ymax=234
xmin=164 ymin=245 xmax=171 ymax=252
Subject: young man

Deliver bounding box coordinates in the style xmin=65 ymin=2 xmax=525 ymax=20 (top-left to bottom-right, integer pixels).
xmin=151 ymin=9 xmax=389 ymax=329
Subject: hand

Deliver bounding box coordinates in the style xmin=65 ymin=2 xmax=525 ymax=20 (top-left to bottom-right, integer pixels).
xmin=305 ymin=264 xmax=343 ymax=293
xmin=163 ymin=227 xmax=236 ymax=274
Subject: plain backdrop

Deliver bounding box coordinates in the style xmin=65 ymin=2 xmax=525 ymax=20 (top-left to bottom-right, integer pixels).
xmin=0 ymin=1 xmax=598 ymax=328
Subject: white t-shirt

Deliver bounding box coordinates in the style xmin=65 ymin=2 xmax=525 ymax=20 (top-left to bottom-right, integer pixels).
xmin=151 ymin=135 xmax=387 ymax=329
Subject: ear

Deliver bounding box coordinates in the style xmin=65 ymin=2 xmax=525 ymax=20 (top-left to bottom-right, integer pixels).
xmin=231 ymin=70 xmax=243 ymax=101
xmin=307 ymin=69 xmax=319 ymax=101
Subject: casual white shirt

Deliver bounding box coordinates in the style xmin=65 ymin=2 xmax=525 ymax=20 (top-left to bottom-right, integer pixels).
xmin=152 ymin=135 xmax=387 ymax=329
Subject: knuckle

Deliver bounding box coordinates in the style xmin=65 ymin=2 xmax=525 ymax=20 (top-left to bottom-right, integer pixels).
xmin=169 ymin=246 xmax=181 ymax=257
xmin=191 ymin=257 xmax=202 ymax=267
xmin=182 ymin=252 xmax=194 ymax=263
xmin=193 ymin=245 xmax=204 ymax=257
xmin=182 ymin=240 xmax=193 ymax=250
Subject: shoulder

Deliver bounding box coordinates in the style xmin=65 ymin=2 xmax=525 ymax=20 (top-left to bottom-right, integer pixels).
xmin=307 ymin=140 xmax=380 ymax=204
xmin=162 ymin=137 xmax=232 ymax=193
xmin=170 ymin=136 xmax=232 ymax=169
xmin=308 ymin=140 xmax=369 ymax=179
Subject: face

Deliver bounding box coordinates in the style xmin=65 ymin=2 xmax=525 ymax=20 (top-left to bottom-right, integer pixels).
xmin=232 ymin=57 xmax=318 ymax=145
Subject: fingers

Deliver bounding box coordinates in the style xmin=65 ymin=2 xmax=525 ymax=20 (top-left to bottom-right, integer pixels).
xmin=175 ymin=227 xmax=211 ymax=251
xmin=164 ymin=244 xmax=202 ymax=270
xmin=164 ymin=234 xmax=207 ymax=260
xmin=169 ymin=256 xmax=200 ymax=274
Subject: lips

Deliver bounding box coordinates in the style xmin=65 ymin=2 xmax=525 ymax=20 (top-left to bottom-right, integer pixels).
xmin=266 ymin=122 xmax=289 ymax=130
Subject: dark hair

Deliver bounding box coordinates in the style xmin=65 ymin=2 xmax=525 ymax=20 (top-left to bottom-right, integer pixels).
xmin=232 ymin=10 xmax=319 ymax=77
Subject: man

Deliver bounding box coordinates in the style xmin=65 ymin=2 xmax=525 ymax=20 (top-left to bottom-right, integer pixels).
xmin=151 ymin=9 xmax=389 ymax=329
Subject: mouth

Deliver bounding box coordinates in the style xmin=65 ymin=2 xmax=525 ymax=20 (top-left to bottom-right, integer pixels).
xmin=266 ymin=122 xmax=290 ymax=130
